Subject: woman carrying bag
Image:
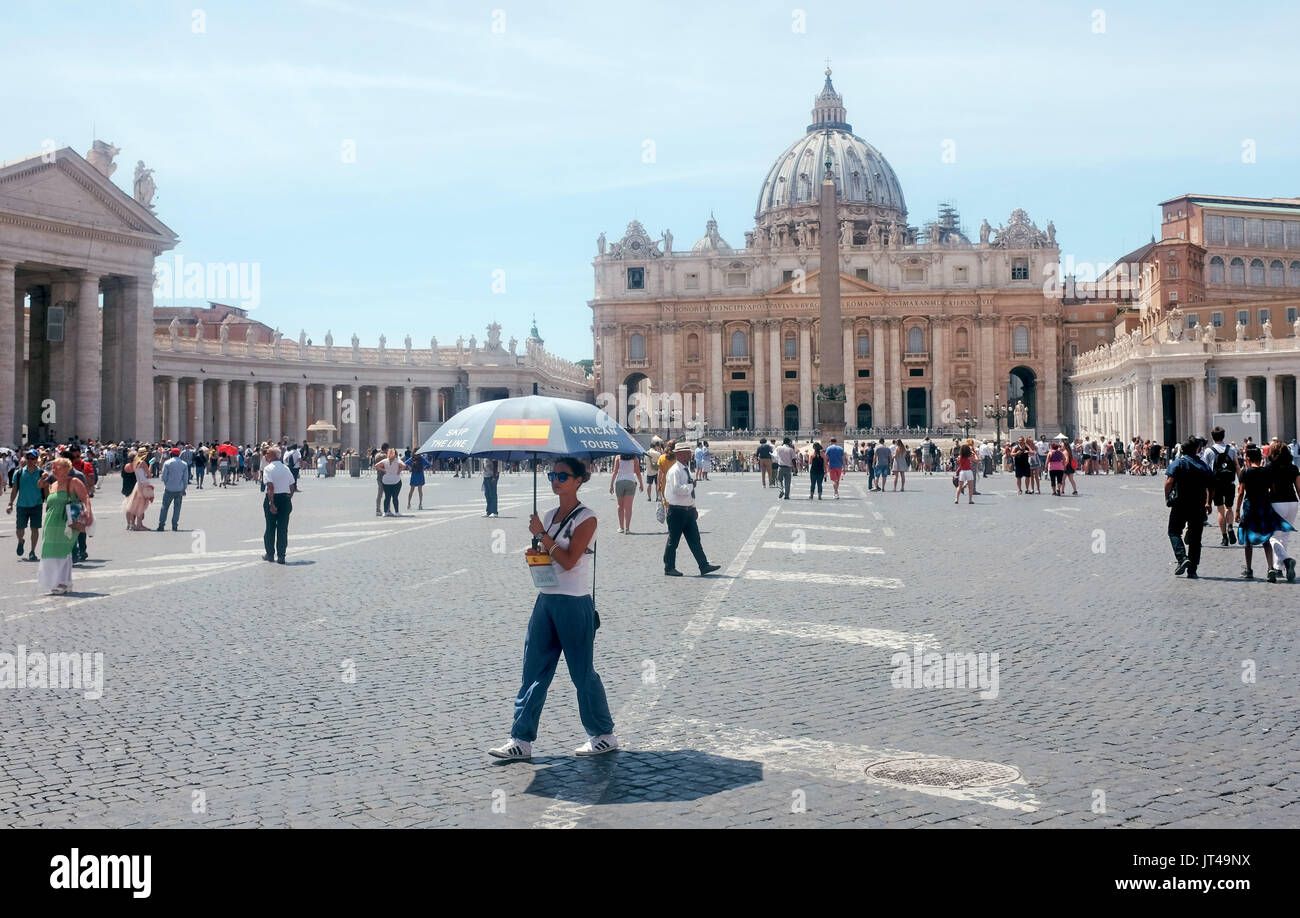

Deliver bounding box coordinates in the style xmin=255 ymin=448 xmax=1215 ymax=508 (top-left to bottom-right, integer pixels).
xmin=489 ymin=456 xmax=617 ymax=761
xmin=39 ymin=457 xmax=92 ymax=595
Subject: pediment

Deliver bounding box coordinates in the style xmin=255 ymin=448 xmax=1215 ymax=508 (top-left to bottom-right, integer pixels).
xmin=0 ymin=147 xmax=177 ymax=242
xmin=769 ymin=269 xmax=886 ymax=296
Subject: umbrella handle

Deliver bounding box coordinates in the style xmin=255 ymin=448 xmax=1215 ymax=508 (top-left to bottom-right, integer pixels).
xmin=531 ymin=452 xmax=540 ymax=550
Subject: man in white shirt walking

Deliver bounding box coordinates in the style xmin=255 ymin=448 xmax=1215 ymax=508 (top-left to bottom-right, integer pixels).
xmin=774 ymin=437 xmax=796 ymax=500
xmin=261 ymin=446 xmax=297 ymax=564
xmin=663 ymin=442 xmax=721 ymax=577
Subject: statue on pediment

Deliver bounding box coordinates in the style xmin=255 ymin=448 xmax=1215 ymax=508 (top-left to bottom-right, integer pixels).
xmin=324 ymin=330 xmax=333 ymax=348
xmin=1189 ymin=321 xmax=1202 ymax=342
xmin=509 ymin=336 xmax=517 ymax=356
xmin=219 ymin=322 xmax=229 ymax=345
xmin=486 ymin=322 xmax=502 ymax=351
xmin=979 ymin=219 xmax=991 ymax=245
xmin=597 ymin=232 xmax=606 ymax=256
xmin=468 ymin=335 xmax=477 ymax=352
xmin=133 ymin=161 xmax=156 ymax=210
xmin=86 ymin=140 xmax=119 ymax=178
xmin=1235 ymin=320 xmax=1246 ymax=342
xmin=867 ymin=223 xmax=880 ymax=246
xmin=168 ymin=316 xmax=180 ymax=345
xmin=1046 ymin=220 xmax=1056 ymax=246
xmin=662 ymin=229 xmax=673 ymax=254
xmin=841 ymin=220 xmax=852 ymax=245
xmin=378 ymin=334 xmax=386 ymax=360
xmin=404 ymin=334 xmax=413 ymax=362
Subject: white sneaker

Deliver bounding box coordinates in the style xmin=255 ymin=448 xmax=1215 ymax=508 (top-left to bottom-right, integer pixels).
xmin=488 ymin=738 xmax=532 ymax=759
xmin=574 ymin=734 xmax=619 ymax=756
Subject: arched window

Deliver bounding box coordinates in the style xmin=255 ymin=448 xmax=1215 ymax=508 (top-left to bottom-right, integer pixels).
xmin=1013 ymin=325 xmax=1029 ymax=355
xmin=857 ymin=403 xmax=872 ymax=428
xmin=1270 ymin=260 xmax=1285 ymax=287
xmin=907 ymin=326 xmax=924 ymax=354
xmin=784 ymin=332 xmax=797 ymax=358
xmin=628 ymin=333 xmax=645 ymax=360
xmin=1230 ymin=257 xmax=1245 ymax=285
xmin=955 ymin=327 xmax=970 ymax=355
xmin=687 ymin=333 xmax=700 ymax=359
xmin=857 ymin=332 xmax=870 ymax=357
xmin=1250 ymin=258 xmax=1266 ymax=286
xmin=1291 ymin=261 xmax=1300 ymax=287
xmin=1209 ymin=256 xmax=1225 ymax=284
xmin=730 ymin=330 xmax=747 ymax=357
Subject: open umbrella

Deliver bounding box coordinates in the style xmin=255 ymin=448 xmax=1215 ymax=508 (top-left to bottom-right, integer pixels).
xmin=416 ymin=394 xmax=644 ymax=515
xmin=217 ymin=442 xmax=240 ymax=457
xmin=1053 ymin=433 xmax=1069 ymax=440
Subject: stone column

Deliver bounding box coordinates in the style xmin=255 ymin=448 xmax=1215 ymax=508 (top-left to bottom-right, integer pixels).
xmin=708 ymin=322 xmax=723 ymax=430
xmin=27 ymin=286 xmax=49 ymax=438
xmin=871 ymin=318 xmax=885 ymax=430
xmin=798 ymin=319 xmax=812 ymax=430
xmin=841 ymin=319 xmax=855 ymax=427
xmin=979 ymin=316 xmax=997 ymax=426
xmin=401 ymin=386 xmax=413 ymax=451
xmin=931 ymin=318 xmax=946 ymax=428
xmin=338 ymin=384 xmax=354 ymax=451
xmin=121 ymin=276 xmax=155 ymax=441
xmin=890 ymin=319 xmax=903 ymax=427
xmin=768 ymin=320 xmax=781 ymax=432
xmin=1266 ymin=374 xmax=1281 ymax=442
xmin=166 ymin=376 xmax=180 ymax=441
xmin=1150 ymin=375 xmax=1164 ymax=443
xmin=657 ymin=323 xmax=677 ymax=414
xmin=375 ymin=385 xmax=388 ymax=447
xmin=1041 ymin=319 xmax=1058 ymax=429
xmin=192 ymin=379 xmax=206 ymax=443
xmin=217 ymin=379 xmax=231 ymax=442
xmin=269 ymin=382 xmax=282 ymax=443
xmin=0 ymin=260 xmax=14 ymax=446
xmin=297 ymin=383 xmax=309 ymax=444
xmin=1191 ymin=374 xmax=1206 ymax=438
xmin=74 ymin=270 xmax=101 ymax=441
xmin=242 ymin=381 xmax=255 ymax=445
xmin=1232 ymin=376 xmax=1246 ymax=414
xmin=753 ymin=321 xmax=767 ymax=429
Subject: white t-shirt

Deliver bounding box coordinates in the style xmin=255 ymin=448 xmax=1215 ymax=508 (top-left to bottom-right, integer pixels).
xmin=284 ymin=448 xmax=300 ymax=469
xmin=378 ymin=458 xmax=405 ymax=485
xmin=262 ymin=460 xmax=295 ymax=493
xmin=774 ymin=444 xmax=796 ymax=467
xmin=614 ymin=455 xmax=639 ymax=481
xmin=539 ymin=504 xmax=595 ymax=596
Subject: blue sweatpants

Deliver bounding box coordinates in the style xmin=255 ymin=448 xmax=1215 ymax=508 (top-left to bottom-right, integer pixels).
xmin=510 ymin=592 xmax=613 ymax=743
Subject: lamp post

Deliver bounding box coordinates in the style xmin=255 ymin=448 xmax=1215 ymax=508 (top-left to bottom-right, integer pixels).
xmin=958 ymin=411 xmax=977 ymax=441
xmin=983 ymin=394 xmax=1008 ymax=451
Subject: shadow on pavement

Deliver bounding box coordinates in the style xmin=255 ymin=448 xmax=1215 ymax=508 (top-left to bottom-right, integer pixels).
xmin=518 ymin=749 xmax=763 ymax=803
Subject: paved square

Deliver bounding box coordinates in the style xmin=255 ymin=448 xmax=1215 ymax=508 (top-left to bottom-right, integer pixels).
xmin=2 ymin=467 xmax=1297 ymax=828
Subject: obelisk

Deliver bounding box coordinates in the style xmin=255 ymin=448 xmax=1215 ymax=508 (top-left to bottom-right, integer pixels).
xmin=817 ymin=144 xmax=846 ymax=444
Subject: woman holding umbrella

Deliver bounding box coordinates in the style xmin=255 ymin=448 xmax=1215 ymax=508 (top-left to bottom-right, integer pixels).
xmin=488 ymin=456 xmax=618 ymax=760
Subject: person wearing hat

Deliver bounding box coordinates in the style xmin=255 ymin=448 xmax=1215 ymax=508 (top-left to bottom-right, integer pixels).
xmin=156 ymin=447 xmax=189 ymax=532
xmin=645 ymin=437 xmax=663 ymax=502
xmin=663 ymin=441 xmax=721 ymax=577
xmin=7 ymin=450 xmax=48 ymax=561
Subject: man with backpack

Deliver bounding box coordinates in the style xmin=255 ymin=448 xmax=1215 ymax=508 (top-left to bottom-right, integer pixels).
xmin=1201 ymin=426 xmax=1240 ymax=547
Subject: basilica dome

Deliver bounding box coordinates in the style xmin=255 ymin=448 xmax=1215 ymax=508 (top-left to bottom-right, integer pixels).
xmin=755 ymin=71 xmax=907 ymax=224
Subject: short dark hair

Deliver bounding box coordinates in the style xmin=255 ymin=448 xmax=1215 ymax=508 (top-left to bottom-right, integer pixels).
xmin=1211 ymin=426 xmax=1225 ymax=442
xmin=554 ymin=456 xmax=590 ymax=483
xmin=1183 ymin=438 xmax=1201 ymax=456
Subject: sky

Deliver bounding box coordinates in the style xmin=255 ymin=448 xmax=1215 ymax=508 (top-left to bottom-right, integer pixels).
xmin=3 ymin=0 xmax=1299 ymax=362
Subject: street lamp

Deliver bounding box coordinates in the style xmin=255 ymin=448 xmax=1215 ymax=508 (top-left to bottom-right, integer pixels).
xmin=983 ymin=394 xmax=1008 ymax=451
xmin=958 ymin=411 xmax=977 ymax=440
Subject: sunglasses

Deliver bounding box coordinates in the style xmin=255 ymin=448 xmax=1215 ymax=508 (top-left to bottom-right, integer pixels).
xmin=546 ymin=471 xmax=573 ymax=483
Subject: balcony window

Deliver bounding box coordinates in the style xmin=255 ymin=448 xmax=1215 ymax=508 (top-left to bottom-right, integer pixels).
xmin=907 ymin=326 xmax=923 ymax=354
xmin=784 ymin=334 xmax=796 ymax=359
xmin=857 ymin=333 xmax=870 ymax=357
xmin=628 ymin=333 xmax=645 ymax=360
xmin=1013 ymin=325 xmax=1029 ymax=355
xmin=729 ymin=330 xmax=748 ymax=357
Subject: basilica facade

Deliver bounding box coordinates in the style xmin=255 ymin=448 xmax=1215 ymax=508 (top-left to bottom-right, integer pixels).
xmin=590 ymin=71 xmax=1064 ymax=436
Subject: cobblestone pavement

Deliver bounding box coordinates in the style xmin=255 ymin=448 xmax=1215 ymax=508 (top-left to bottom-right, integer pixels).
xmin=1 ymin=466 xmax=1297 ymax=828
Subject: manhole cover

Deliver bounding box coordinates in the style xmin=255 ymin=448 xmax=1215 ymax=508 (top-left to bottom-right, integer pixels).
xmin=864 ymin=758 xmax=1020 ymax=789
